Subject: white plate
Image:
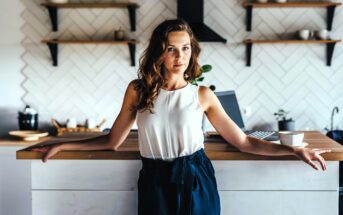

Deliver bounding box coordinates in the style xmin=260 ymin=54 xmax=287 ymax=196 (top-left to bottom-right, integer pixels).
xmin=9 ymin=130 xmax=49 ymax=141
xmin=271 ymin=141 xmax=308 ymax=148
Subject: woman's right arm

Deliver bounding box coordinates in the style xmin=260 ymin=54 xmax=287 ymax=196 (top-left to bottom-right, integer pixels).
xmin=33 ymin=81 xmax=139 ymax=162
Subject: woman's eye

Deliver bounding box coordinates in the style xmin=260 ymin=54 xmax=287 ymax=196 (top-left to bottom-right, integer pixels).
xmin=167 ymin=47 xmax=175 ymax=52
xmin=182 ymin=46 xmax=190 ymax=51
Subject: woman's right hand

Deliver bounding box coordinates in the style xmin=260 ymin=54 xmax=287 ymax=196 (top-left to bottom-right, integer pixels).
xmin=30 ymin=144 xmax=63 ymax=162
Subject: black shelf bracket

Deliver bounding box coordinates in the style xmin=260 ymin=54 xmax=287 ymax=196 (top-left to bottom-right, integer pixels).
xmin=326 ymin=42 xmax=337 ymax=66
xmin=47 ymin=42 xmax=58 ymax=66
xmin=128 ymin=43 xmax=136 ymax=66
xmin=327 ymin=5 xmax=336 ymax=31
xmin=246 ymin=6 xmax=253 ymax=31
xmin=47 ymin=6 xmax=58 ymax=32
xmin=127 ymin=6 xmax=136 ymax=31
xmin=246 ymin=42 xmax=253 ymax=66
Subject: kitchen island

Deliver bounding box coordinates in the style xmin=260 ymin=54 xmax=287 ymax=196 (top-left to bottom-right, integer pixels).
xmin=17 ymin=131 xmax=343 ymax=215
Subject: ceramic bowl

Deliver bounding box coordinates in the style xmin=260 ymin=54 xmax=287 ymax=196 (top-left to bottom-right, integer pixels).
xmin=279 ymin=131 xmax=304 ymax=146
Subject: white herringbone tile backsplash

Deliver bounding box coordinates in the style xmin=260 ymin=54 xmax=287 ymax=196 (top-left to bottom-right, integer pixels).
xmin=21 ymin=0 xmax=343 ymax=131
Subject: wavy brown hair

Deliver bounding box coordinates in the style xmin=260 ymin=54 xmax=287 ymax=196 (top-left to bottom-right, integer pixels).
xmin=132 ymin=19 xmax=202 ymax=113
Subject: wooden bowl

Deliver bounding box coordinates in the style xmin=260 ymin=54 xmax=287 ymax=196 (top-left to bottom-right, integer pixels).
xmin=9 ymin=130 xmax=49 ymax=141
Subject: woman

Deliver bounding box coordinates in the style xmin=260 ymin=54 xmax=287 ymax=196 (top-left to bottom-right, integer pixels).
xmin=33 ymin=19 xmax=330 ymax=215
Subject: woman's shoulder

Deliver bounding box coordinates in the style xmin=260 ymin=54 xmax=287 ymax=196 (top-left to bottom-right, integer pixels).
xmin=126 ymin=79 xmax=140 ymax=99
xmin=197 ymin=85 xmax=216 ymax=111
xmin=198 ymin=85 xmax=214 ymax=99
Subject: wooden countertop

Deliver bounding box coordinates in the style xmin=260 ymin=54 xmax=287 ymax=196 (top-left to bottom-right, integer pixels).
xmin=0 ymin=136 xmax=50 ymax=147
xmin=16 ymin=131 xmax=343 ymax=160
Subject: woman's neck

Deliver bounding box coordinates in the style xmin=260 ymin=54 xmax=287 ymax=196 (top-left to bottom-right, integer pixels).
xmin=162 ymin=76 xmax=187 ymax=91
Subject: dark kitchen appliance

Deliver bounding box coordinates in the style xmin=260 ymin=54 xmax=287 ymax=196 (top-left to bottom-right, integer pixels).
xmin=177 ymin=0 xmax=226 ymax=43
xmin=18 ymin=105 xmax=38 ymax=130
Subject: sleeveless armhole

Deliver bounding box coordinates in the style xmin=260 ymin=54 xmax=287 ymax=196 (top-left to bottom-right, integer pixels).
xmin=196 ymin=86 xmax=206 ymax=113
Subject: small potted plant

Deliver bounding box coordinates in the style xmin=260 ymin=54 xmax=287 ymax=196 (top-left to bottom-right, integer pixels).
xmin=191 ymin=64 xmax=216 ymax=91
xmin=274 ymin=109 xmax=295 ymax=131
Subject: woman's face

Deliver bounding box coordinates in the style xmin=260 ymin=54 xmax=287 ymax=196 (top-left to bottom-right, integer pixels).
xmin=162 ymin=31 xmax=192 ymax=76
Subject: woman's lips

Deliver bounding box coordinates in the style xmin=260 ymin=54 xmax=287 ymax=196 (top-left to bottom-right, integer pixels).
xmin=174 ymin=64 xmax=184 ymax=67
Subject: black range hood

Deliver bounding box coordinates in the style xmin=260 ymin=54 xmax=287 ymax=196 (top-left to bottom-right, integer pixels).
xmin=177 ymin=0 xmax=227 ymax=43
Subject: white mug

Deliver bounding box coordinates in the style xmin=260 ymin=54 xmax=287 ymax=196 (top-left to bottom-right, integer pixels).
xmin=315 ymin=29 xmax=329 ymax=40
xmin=66 ymin=118 xmax=77 ymax=128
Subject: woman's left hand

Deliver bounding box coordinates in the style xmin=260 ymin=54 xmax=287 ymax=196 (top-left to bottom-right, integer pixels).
xmin=294 ymin=148 xmax=331 ymax=170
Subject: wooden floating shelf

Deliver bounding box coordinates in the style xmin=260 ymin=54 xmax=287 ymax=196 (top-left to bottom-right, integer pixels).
xmin=41 ymin=2 xmax=139 ymax=8
xmin=41 ymin=2 xmax=139 ymax=31
xmin=243 ymin=2 xmax=341 ymax=8
xmin=42 ymin=39 xmax=138 ymax=44
xmin=243 ymin=39 xmax=341 ymax=67
xmin=243 ymin=1 xmax=341 ymax=31
xmin=243 ymin=39 xmax=341 ymax=44
xmin=42 ymin=39 xmax=138 ymax=67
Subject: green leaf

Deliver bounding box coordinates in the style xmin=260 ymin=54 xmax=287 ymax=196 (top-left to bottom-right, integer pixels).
xmin=201 ymin=64 xmax=212 ymax=73
xmin=197 ymin=77 xmax=204 ymax=82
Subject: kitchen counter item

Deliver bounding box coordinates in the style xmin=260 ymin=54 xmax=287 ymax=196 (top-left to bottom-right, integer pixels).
xmin=9 ymin=130 xmax=48 ymax=141
xmin=18 ymin=105 xmax=38 ymax=130
xmin=51 ymin=118 xmax=106 ymax=136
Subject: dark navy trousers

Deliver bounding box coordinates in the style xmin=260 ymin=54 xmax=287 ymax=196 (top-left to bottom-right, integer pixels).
xmin=138 ymin=149 xmax=220 ymax=215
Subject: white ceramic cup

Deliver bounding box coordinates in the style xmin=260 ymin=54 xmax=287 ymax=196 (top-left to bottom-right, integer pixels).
xmin=275 ymin=0 xmax=287 ymax=3
xmin=299 ymin=29 xmax=311 ymax=40
xmin=66 ymin=118 xmax=77 ymax=128
xmin=315 ymin=29 xmax=329 ymax=40
xmin=279 ymin=131 xmax=304 ymax=146
xmin=85 ymin=118 xmax=96 ymax=129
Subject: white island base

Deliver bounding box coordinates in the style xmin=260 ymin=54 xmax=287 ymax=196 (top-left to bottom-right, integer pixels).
xmin=31 ymin=160 xmax=338 ymax=215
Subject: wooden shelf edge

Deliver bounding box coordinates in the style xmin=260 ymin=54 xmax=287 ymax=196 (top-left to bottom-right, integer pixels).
xmin=243 ymin=1 xmax=341 ymax=8
xmin=41 ymin=39 xmax=138 ymax=44
xmin=41 ymin=2 xmax=139 ymax=8
xmin=243 ymin=39 xmax=341 ymax=44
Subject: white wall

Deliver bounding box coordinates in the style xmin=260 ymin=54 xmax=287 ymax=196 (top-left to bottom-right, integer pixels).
xmin=0 ymin=0 xmax=25 ymax=137
xmin=1 ymin=0 xmax=343 ymax=133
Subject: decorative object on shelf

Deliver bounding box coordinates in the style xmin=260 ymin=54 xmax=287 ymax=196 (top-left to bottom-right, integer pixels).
xmin=18 ymin=105 xmax=38 ymax=130
xmin=274 ymin=109 xmax=295 ymax=131
xmin=190 ymin=64 xmax=216 ymax=91
xmin=114 ymin=27 xmax=125 ymax=41
xmin=298 ymin=29 xmax=312 ymax=40
xmin=48 ymin=0 xmax=68 ymax=3
xmin=315 ymin=29 xmax=329 ymax=40
xmin=51 ymin=118 xmax=106 ymax=136
xmin=9 ymin=130 xmax=49 ymax=141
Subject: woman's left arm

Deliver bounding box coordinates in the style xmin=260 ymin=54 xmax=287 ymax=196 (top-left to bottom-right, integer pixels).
xmin=198 ymin=86 xmax=330 ymax=170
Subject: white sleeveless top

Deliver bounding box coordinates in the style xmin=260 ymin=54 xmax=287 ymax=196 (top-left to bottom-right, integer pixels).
xmin=136 ymin=83 xmax=205 ymax=160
